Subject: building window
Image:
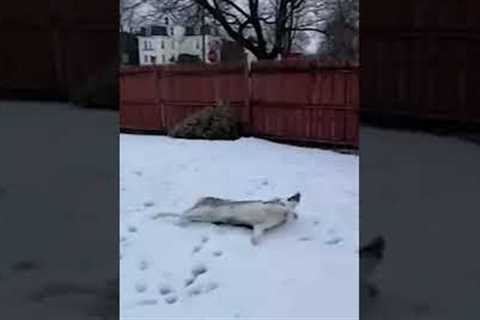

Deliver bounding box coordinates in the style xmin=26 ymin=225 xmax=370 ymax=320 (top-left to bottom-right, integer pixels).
xmin=170 ymin=27 xmax=174 ymax=35
xmin=144 ymin=55 xmax=148 ymax=63
xmin=164 ymin=17 xmax=169 ymax=25
xmin=161 ymin=40 xmax=164 ymax=49
xmin=151 ymin=56 xmax=156 ymax=64
xmin=144 ymin=40 xmax=148 ymax=50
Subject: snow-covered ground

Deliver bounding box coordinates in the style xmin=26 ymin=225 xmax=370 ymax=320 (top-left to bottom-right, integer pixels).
xmin=120 ymin=134 xmax=359 ymax=319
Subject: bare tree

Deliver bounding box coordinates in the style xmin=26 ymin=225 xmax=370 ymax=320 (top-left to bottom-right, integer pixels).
xmin=120 ymin=0 xmax=145 ymax=31
xmin=121 ymin=0 xmax=358 ymax=60
xmin=318 ymin=0 xmax=358 ymax=61
xmin=134 ymin=0 xmax=331 ymax=60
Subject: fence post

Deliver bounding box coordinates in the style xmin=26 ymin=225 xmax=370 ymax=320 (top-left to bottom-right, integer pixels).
xmin=155 ymin=67 xmax=166 ymax=132
xmin=245 ymin=61 xmax=253 ymax=136
xmin=310 ymin=61 xmax=319 ymax=105
xmin=308 ymin=61 xmax=320 ymax=140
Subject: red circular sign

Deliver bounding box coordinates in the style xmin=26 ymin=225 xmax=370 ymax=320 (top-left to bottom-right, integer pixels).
xmin=208 ymin=50 xmax=218 ymax=63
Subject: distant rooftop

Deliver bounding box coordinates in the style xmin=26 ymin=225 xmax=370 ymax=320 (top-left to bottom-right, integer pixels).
xmin=139 ymin=25 xmax=168 ymax=36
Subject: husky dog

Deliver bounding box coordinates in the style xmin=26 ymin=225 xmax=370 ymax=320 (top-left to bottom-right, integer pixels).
xmin=154 ymin=193 xmax=301 ymax=245
xmin=360 ymin=236 xmax=385 ymax=298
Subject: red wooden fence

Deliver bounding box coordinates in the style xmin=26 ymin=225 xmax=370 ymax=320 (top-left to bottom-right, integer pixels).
xmin=120 ymin=60 xmax=359 ymax=148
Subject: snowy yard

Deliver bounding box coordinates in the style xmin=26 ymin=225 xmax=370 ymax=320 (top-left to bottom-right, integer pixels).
xmin=120 ymin=134 xmax=359 ymax=319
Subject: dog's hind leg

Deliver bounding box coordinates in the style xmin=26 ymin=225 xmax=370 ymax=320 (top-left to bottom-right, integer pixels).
xmin=251 ymin=220 xmax=277 ymax=245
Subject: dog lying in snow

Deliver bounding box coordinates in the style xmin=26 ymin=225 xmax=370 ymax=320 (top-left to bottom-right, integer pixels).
xmin=360 ymin=235 xmax=385 ymax=298
xmin=154 ymin=193 xmax=301 ymax=245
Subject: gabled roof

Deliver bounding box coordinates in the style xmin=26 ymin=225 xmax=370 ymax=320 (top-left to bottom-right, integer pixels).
xmin=139 ymin=25 xmax=168 ymax=36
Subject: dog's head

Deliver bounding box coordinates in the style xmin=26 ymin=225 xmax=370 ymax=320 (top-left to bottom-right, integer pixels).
xmin=285 ymin=192 xmax=301 ymax=219
xmin=287 ymin=192 xmax=301 ymax=206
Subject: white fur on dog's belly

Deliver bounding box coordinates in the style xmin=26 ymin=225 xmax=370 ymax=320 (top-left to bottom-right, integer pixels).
xmin=185 ymin=202 xmax=275 ymax=226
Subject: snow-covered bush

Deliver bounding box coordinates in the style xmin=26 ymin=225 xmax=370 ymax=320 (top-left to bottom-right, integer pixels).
xmin=168 ymin=102 xmax=242 ymax=140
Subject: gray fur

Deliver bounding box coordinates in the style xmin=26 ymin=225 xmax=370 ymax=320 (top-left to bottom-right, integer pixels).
xmin=155 ymin=193 xmax=301 ymax=245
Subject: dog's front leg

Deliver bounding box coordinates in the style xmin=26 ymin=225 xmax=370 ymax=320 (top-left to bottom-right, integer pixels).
xmin=251 ymin=225 xmax=265 ymax=245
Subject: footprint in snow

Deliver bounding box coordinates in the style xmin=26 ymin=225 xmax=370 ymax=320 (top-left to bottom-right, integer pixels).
xmin=187 ymin=282 xmax=219 ymax=297
xmin=191 ymin=264 xmax=208 ymax=277
xmin=192 ymin=245 xmax=202 ymax=254
xmin=133 ymin=170 xmax=142 ymax=176
xmin=143 ymin=201 xmax=155 ymax=208
xmin=261 ymin=179 xmax=269 ymax=186
xmin=128 ymin=226 xmax=138 ymax=233
xmin=165 ymin=295 xmax=178 ymax=304
xmin=135 ymin=282 xmax=147 ymax=293
xmin=298 ymin=236 xmax=314 ymax=242
xmin=185 ymin=264 xmax=208 ymax=287
xmin=325 ymin=236 xmax=343 ymax=245
xmin=212 ymin=250 xmax=223 ymax=257
xmin=191 ymin=236 xmax=209 ymax=254
xmin=139 ymin=260 xmax=149 ymax=271
xmin=185 ymin=277 xmax=195 ymax=287
xmin=158 ymin=284 xmax=173 ymax=296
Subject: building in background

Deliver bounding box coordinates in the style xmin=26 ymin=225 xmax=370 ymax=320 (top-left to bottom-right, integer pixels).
xmin=137 ymin=16 xmax=222 ymax=65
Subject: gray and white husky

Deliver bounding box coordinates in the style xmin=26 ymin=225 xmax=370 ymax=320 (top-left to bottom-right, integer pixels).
xmin=153 ymin=193 xmax=301 ymax=245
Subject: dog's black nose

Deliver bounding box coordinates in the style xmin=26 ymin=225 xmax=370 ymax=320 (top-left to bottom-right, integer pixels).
xmin=288 ymin=192 xmax=301 ymax=202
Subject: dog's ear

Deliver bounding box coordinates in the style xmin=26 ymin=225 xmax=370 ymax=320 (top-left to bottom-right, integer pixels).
xmin=288 ymin=192 xmax=301 ymax=203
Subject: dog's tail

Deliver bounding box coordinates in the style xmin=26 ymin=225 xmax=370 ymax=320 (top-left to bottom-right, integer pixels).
xmin=150 ymin=212 xmax=183 ymax=220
